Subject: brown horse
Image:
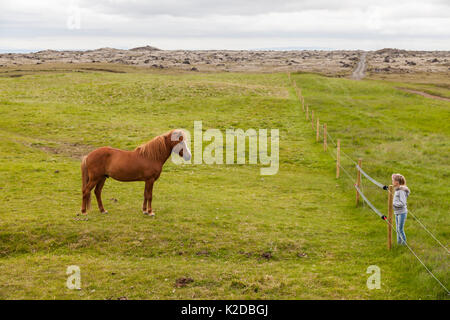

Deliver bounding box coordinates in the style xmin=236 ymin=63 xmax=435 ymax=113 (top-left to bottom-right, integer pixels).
xmin=80 ymin=129 xmax=191 ymax=216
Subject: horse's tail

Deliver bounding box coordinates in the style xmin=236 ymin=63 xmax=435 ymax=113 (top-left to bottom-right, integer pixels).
xmin=81 ymin=155 xmax=91 ymax=209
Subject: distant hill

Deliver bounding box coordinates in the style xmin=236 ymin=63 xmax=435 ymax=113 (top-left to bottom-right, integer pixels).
xmin=129 ymin=45 xmax=161 ymax=51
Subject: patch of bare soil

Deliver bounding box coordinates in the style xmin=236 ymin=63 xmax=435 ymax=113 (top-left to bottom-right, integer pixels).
xmin=175 ymin=277 xmax=194 ymax=288
xmin=261 ymin=252 xmax=273 ymax=260
xmin=196 ymin=250 xmax=210 ymax=256
xmin=79 ymin=67 xmax=126 ymax=73
xmin=396 ymin=87 xmax=450 ymax=102
xmin=27 ymin=141 xmax=94 ymax=159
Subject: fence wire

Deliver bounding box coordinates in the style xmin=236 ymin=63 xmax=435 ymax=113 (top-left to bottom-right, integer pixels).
xmin=293 ymin=80 xmax=449 ymax=293
xmin=356 ymin=164 xmax=449 ymax=254
xmin=355 ymin=185 xmax=386 ymax=220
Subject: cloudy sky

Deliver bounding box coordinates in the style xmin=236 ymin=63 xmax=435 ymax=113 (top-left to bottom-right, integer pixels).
xmin=1 ymin=0 xmax=449 ymax=51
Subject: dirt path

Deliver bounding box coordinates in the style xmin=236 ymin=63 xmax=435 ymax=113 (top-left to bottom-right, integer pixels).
xmin=396 ymin=87 xmax=450 ymax=102
xmin=351 ymin=52 xmax=366 ymax=80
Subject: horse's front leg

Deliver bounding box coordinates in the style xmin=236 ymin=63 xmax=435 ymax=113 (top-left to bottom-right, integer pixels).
xmin=143 ymin=179 xmax=155 ymax=216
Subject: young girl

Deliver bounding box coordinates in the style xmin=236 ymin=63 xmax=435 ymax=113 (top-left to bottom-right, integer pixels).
xmin=392 ymin=174 xmax=410 ymax=245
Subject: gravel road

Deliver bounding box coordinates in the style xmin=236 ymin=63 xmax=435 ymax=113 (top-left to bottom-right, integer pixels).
xmin=351 ymin=52 xmax=366 ymax=80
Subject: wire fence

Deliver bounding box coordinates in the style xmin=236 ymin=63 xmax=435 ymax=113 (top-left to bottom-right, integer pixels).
xmin=290 ymin=74 xmax=449 ymax=294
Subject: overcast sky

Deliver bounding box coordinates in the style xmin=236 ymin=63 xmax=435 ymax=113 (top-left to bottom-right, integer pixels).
xmin=1 ymin=0 xmax=449 ymax=51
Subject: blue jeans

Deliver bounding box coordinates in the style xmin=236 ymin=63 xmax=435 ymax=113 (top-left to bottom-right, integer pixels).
xmin=395 ymin=213 xmax=407 ymax=245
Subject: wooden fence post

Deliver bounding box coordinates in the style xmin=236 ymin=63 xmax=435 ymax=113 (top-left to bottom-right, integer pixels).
xmin=388 ymin=185 xmax=394 ymax=250
xmin=302 ymin=97 xmax=305 ymax=111
xmin=323 ymin=123 xmax=327 ymax=151
xmin=336 ymin=139 xmax=341 ymax=178
xmin=288 ymin=72 xmax=291 ymax=82
xmin=356 ymin=158 xmax=362 ymax=206
xmin=316 ymin=118 xmax=320 ymax=142
xmin=306 ymin=105 xmax=309 ymax=120
xmin=311 ymin=110 xmax=314 ymax=130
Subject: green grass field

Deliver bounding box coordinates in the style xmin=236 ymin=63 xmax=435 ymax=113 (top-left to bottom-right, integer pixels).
xmin=0 ymin=66 xmax=448 ymax=299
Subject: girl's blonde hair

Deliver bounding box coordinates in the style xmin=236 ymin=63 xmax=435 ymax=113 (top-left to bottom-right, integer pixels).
xmin=392 ymin=173 xmax=406 ymax=186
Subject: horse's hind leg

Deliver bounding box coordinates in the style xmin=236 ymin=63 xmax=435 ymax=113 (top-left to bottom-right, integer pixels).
xmin=95 ymin=176 xmax=107 ymax=214
xmin=81 ymin=179 xmax=98 ymax=215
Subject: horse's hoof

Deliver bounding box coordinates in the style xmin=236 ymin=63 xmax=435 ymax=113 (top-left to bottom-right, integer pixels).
xmin=143 ymin=211 xmax=155 ymax=217
xmin=101 ymin=211 xmax=108 ymax=214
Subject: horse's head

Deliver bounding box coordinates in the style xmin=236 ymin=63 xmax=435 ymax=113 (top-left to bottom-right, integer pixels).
xmin=168 ymin=129 xmax=192 ymax=161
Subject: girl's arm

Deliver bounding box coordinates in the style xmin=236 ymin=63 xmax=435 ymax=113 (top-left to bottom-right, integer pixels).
xmin=393 ymin=190 xmax=407 ymax=209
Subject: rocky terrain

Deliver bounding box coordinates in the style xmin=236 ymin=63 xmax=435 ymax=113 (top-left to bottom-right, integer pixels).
xmin=367 ymin=48 xmax=450 ymax=75
xmin=0 ymin=46 xmax=449 ymax=76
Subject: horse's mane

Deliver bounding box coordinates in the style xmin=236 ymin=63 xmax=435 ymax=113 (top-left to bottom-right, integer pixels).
xmin=135 ymin=134 xmax=169 ymax=160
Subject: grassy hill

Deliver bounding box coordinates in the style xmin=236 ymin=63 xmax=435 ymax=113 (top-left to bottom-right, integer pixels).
xmin=0 ymin=66 xmax=448 ymax=299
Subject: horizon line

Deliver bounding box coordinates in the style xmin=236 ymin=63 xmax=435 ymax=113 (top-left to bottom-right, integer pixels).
xmin=1 ymin=46 xmax=449 ymax=54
